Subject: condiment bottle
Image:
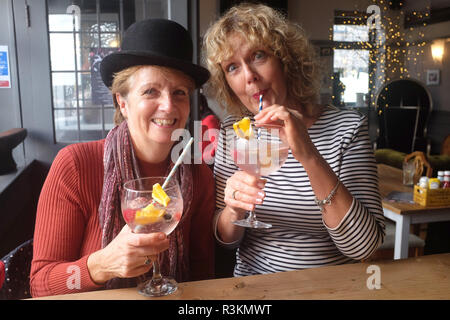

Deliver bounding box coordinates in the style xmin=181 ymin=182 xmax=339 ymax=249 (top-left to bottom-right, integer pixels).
xmin=419 ymin=176 xmax=429 ymax=189
xmin=429 ymin=178 xmax=440 ymax=189
xmin=443 ymin=171 xmax=450 ymax=189
xmin=437 ymin=171 xmax=444 ymax=187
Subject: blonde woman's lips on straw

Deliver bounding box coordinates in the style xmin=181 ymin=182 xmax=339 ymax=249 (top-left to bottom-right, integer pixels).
xmin=253 ymin=90 xmax=267 ymax=100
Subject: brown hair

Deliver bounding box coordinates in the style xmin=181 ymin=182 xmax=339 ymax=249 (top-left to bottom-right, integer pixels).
xmin=110 ymin=65 xmax=195 ymax=125
xmin=111 ymin=65 xmax=143 ymax=125
xmin=202 ymin=3 xmax=321 ymax=116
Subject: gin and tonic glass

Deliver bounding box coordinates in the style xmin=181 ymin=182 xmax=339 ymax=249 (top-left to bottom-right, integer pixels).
xmin=121 ymin=176 xmax=183 ymax=297
xmin=230 ymin=124 xmax=289 ymax=228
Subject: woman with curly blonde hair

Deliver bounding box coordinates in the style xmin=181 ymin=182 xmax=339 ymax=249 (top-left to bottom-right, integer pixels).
xmin=203 ymin=3 xmax=320 ymax=116
xmin=203 ymin=3 xmax=384 ymax=277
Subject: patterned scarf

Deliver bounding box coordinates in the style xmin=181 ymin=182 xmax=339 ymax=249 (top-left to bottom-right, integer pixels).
xmin=98 ymin=121 xmax=193 ymax=289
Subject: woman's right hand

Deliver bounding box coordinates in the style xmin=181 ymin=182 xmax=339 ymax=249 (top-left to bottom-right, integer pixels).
xmin=87 ymin=225 xmax=169 ymax=284
xmin=224 ymin=170 xmax=266 ymax=214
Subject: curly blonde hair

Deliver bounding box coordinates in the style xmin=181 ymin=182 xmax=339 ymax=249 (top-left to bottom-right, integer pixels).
xmin=202 ymin=3 xmax=321 ymax=116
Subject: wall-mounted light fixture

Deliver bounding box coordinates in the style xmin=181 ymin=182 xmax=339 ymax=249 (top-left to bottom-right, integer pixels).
xmin=431 ymin=39 xmax=445 ymax=63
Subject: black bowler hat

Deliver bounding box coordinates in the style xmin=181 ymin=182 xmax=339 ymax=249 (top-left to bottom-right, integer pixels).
xmin=100 ymin=19 xmax=210 ymax=88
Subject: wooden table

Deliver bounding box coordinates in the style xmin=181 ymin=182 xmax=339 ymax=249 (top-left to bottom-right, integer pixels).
xmin=378 ymin=164 xmax=450 ymax=259
xmin=30 ymin=253 xmax=450 ymax=300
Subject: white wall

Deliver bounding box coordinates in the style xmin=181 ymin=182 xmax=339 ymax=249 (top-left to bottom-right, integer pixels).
xmin=288 ymin=0 xmax=373 ymax=40
xmin=199 ymin=0 xmax=376 ymax=41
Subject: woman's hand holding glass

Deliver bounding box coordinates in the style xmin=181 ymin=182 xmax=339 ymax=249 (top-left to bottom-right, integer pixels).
xmin=225 ymin=171 xmax=267 ymax=214
xmin=120 ymin=176 xmax=183 ymax=297
xmin=218 ymin=169 xmax=267 ymax=241
xmin=87 ymin=225 xmax=168 ymax=285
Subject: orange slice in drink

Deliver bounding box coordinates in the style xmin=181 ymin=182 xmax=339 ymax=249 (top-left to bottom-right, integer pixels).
xmin=259 ymin=145 xmax=272 ymax=167
xmin=259 ymin=154 xmax=272 ymax=168
xmin=135 ymin=204 xmax=165 ymax=225
xmin=152 ymin=183 xmax=171 ymax=207
xmin=233 ymin=117 xmax=253 ymax=139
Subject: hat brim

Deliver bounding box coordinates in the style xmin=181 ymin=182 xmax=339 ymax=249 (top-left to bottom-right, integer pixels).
xmin=100 ymin=51 xmax=210 ymax=88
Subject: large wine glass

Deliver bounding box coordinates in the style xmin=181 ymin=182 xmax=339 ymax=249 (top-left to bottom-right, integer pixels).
xmin=230 ymin=124 xmax=289 ymax=228
xmin=121 ymin=176 xmax=183 ymax=297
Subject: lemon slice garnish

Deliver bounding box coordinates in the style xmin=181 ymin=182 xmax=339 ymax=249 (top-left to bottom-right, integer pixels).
xmin=233 ymin=117 xmax=254 ymax=139
xmin=152 ymin=183 xmax=171 ymax=207
xmin=136 ymin=183 xmax=170 ymax=225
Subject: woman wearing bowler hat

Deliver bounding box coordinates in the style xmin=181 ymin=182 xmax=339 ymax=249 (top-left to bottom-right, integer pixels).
xmin=30 ymin=19 xmax=215 ymax=297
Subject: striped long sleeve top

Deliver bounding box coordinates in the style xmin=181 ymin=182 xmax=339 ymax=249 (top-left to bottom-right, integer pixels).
xmin=213 ymin=105 xmax=385 ymax=276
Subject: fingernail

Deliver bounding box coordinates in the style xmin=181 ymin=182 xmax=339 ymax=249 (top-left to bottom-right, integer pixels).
xmin=256 ymin=198 xmax=263 ymax=203
xmin=257 ymin=181 xmax=266 ymax=188
xmin=258 ymin=192 xmax=265 ymax=198
xmin=158 ymin=233 xmax=166 ymax=240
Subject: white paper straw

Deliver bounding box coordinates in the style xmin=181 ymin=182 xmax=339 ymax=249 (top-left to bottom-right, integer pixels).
xmin=257 ymin=94 xmax=263 ymax=139
xmin=162 ymin=137 xmax=194 ymax=189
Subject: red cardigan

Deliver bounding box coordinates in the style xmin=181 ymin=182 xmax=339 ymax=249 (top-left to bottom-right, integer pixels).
xmin=30 ymin=140 xmax=215 ymax=297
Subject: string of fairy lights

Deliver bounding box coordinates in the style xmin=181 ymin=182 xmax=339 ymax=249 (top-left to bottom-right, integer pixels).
xmin=328 ymin=0 xmax=431 ymax=110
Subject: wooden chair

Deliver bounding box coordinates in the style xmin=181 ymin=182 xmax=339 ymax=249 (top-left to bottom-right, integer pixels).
xmin=404 ymin=151 xmax=432 ymax=185
xmin=368 ymin=152 xmax=433 ymax=262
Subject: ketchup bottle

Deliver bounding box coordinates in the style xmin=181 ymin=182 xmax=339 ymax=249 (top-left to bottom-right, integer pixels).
xmin=443 ymin=171 xmax=450 ymax=189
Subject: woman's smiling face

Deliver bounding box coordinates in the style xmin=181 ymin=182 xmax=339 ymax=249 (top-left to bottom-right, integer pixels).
xmin=117 ymin=65 xmax=193 ymax=153
xmin=220 ymin=33 xmax=288 ymax=114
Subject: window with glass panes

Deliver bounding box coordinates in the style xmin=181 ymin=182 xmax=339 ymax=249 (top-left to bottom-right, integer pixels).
xmin=47 ymin=0 xmax=169 ymax=143
xmin=332 ymin=10 xmax=377 ymax=108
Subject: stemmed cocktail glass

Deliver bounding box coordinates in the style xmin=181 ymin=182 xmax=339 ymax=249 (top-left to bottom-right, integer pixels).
xmin=121 ymin=176 xmax=183 ymax=297
xmin=230 ymin=124 xmax=289 ymax=228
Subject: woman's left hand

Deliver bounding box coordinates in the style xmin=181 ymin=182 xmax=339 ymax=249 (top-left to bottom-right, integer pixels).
xmin=254 ymin=104 xmax=316 ymax=163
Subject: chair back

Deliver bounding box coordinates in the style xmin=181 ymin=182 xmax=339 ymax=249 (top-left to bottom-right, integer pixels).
xmin=404 ymin=151 xmax=433 ymax=185
xmin=375 ymin=79 xmax=432 ymax=154
xmin=0 ymin=239 xmax=33 ymax=300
